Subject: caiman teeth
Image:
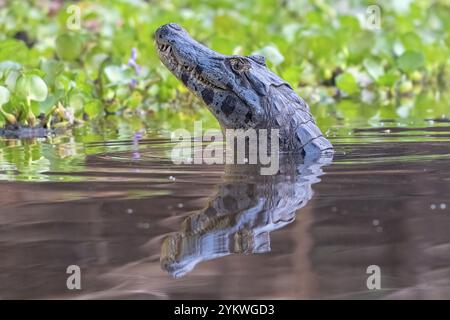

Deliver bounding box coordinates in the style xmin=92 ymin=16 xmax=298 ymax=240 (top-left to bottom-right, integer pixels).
xmin=158 ymin=42 xmax=220 ymax=89
xmin=158 ymin=43 xmax=171 ymax=52
xmin=193 ymin=72 xmax=215 ymax=87
xmin=183 ymin=65 xmax=194 ymax=72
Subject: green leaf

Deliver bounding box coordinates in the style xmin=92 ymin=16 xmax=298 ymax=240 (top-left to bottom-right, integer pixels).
xmin=41 ymin=59 xmax=65 ymax=87
xmin=55 ymin=34 xmax=84 ymax=61
xmin=30 ymin=100 xmax=40 ymax=116
xmin=104 ymin=65 xmax=125 ymax=83
xmin=363 ymin=59 xmax=384 ymax=81
xmin=16 ymin=74 xmax=48 ymax=102
xmin=104 ymin=65 xmax=134 ymax=85
xmin=54 ymin=74 xmax=73 ymax=91
xmin=124 ymin=91 xmax=143 ymax=110
xmin=0 ymin=85 xmax=10 ymax=106
xmin=84 ymin=100 xmax=103 ymax=118
xmin=4 ymin=70 xmax=20 ymax=92
xmin=401 ymin=32 xmax=422 ymax=51
xmin=377 ymin=69 xmax=400 ymax=86
xmin=252 ymin=46 xmax=284 ymax=66
xmin=39 ymin=90 xmax=64 ymax=114
xmin=0 ymin=61 xmax=21 ymax=78
xmin=397 ymin=51 xmax=425 ymax=73
xmin=0 ymin=40 xmax=29 ymax=64
xmin=336 ymin=72 xmax=359 ymax=95
xmin=68 ymin=92 xmax=86 ymax=112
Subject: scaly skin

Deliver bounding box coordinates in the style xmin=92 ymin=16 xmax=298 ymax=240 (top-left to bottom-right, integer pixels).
xmin=155 ymin=23 xmax=333 ymax=154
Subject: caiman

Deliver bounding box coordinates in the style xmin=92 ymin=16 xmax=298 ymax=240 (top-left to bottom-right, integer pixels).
xmin=155 ymin=23 xmax=333 ymax=154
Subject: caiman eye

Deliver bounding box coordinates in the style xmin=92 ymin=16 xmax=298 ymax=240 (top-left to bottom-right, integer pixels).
xmin=229 ymin=58 xmax=249 ymax=73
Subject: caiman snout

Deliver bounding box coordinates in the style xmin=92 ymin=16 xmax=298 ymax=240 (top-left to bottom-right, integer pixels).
xmin=155 ymin=23 xmax=184 ymax=43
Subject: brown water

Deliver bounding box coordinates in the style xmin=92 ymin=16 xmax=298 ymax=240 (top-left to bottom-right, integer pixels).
xmin=1 ymin=119 xmax=450 ymax=299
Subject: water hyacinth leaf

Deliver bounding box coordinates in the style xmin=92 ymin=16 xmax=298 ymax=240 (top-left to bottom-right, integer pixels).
xmin=282 ymin=65 xmax=302 ymax=87
xmin=104 ymin=65 xmax=134 ymax=85
xmin=397 ymin=51 xmax=425 ymax=73
xmin=4 ymin=70 xmax=20 ymax=92
xmin=105 ymin=100 xmax=121 ymax=113
xmin=31 ymin=100 xmax=41 ymax=117
xmin=16 ymin=74 xmax=48 ymax=102
xmin=68 ymin=92 xmax=86 ymax=112
xmin=0 ymin=40 xmax=29 ymax=64
xmin=336 ymin=72 xmax=359 ymax=95
xmin=252 ymin=46 xmax=284 ymax=66
xmin=54 ymin=74 xmax=73 ymax=91
xmin=401 ymin=32 xmax=423 ymax=51
xmin=363 ymin=59 xmax=384 ymax=81
xmin=24 ymin=68 xmax=46 ymax=78
xmin=115 ymin=86 xmax=129 ymax=100
xmin=0 ymin=61 xmax=21 ymax=71
xmin=41 ymin=59 xmax=65 ymax=87
xmin=0 ymin=61 xmax=22 ymax=78
xmin=377 ymin=69 xmax=400 ymax=86
xmin=85 ymin=52 xmax=109 ymax=78
xmin=39 ymin=90 xmax=64 ymax=114
xmin=0 ymin=86 xmax=10 ymax=106
xmin=84 ymin=100 xmax=103 ymax=118
xmin=124 ymin=91 xmax=143 ymax=110
xmin=74 ymin=71 xmax=93 ymax=93
xmin=339 ymin=15 xmax=361 ymax=33
xmin=0 ymin=86 xmax=16 ymax=125
xmin=104 ymin=65 xmax=124 ymax=83
xmin=55 ymin=34 xmax=84 ymax=61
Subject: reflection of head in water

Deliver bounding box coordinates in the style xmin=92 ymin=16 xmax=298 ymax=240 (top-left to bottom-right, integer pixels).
xmin=160 ymin=153 xmax=333 ymax=278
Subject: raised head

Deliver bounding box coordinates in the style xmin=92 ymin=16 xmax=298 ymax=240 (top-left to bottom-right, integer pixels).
xmin=155 ymin=23 xmax=333 ymax=153
xmin=155 ymin=23 xmax=287 ymax=129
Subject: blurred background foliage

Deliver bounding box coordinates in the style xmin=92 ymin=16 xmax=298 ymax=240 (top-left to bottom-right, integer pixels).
xmin=0 ymin=0 xmax=449 ymax=130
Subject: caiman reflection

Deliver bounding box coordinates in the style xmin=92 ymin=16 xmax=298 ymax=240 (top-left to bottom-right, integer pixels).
xmin=160 ymin=153 xmax=332 ymax=277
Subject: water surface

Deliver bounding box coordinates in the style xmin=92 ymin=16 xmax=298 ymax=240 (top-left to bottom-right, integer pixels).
xmin=1 ymin=117 xmax=450 ymax=299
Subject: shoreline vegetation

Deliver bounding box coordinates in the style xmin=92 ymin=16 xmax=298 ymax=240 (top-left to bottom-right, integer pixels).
xmin=0 ymin=0 xmax=448 ymax=136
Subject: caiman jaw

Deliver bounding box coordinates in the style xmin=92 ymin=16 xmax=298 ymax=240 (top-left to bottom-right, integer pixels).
xmin=155 ymin=23 xmax=261 ymax=130
xmin=156 ymin=39 xmax=222 ymax=90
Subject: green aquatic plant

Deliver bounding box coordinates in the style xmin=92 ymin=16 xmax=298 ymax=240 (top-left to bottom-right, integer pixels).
xmin=0 ymin=61 xmax=76 ymax=129
xmin=0 ymin=0 xmax=448 ymax=131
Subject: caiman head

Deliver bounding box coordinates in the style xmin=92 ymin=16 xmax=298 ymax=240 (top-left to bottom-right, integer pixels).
xmin=155 ymin=23 xmax=333 ymax=153
xmin=155 ymin=23 xmax=288 ymax=130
